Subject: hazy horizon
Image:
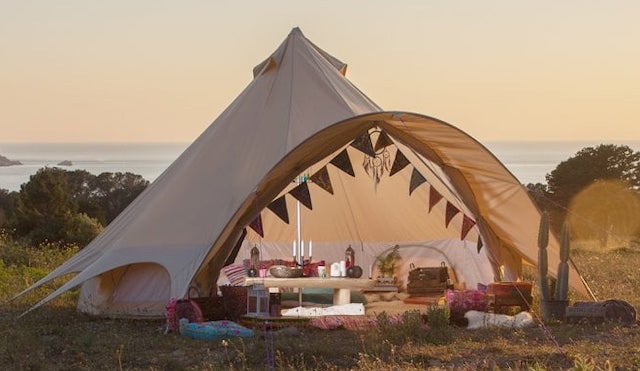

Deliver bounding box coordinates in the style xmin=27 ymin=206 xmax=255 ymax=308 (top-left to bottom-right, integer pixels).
xmin=2 ymin=1 xmax=639 ymax=143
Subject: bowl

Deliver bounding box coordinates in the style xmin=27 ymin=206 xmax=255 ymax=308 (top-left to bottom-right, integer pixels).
xmin=269 ymin=265 xmax=303 ymax=278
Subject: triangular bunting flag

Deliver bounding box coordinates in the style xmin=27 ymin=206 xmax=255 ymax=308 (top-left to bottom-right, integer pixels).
xmin=445 ymin=202 xmax=460 ymax=228
xmin=309 ymin=166 xmax=334 ymax=195
xmin=249 ymin=214 xmax=264 ymax=237
xmin=477 ymin=236 xmax=484 ymax=254
xmin=374 ymin=131 xmax=394 ymax=151
xmin=389 ymin=150 xmax=410 ymax=176
xmin=329 ymin=149 xmax=355 ymax=177
xmin=350 ymin=133 xmax=376 ymax=157
xmin=461 ymin=215 xmax=476 ymax=240
xmin=267 ymin=195 xmax=289 ymax=224
xmin=289 ymin=181 xmax=313 ymax=210
xmin=409 ymin=168 xmax=427 ymax=195
xmin=428 ymin=186 xmax=444 ymax=213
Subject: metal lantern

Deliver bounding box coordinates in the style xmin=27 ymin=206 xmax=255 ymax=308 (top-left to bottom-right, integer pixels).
xmin=246 ymin=284 xmax=270 ymax=317
xmin=345 ymin=245 xmax=355 ymax=268
xmin=250 ymin=245 xmax=260 ymax=269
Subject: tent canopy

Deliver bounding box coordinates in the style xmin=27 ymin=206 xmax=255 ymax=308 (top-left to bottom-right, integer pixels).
xmin=17 ymin=27 xmax=593 ymax=317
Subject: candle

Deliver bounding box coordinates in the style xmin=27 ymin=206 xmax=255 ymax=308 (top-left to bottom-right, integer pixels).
xmin=301 ymin=240 xmax=305 ymax=258
xmin=293 ymin=240 xmax=296 ymax=257
xmin=369 ymin=264 xmax=372 ymax=279
xmin=309 ymin=240 xmax=313 ymax=257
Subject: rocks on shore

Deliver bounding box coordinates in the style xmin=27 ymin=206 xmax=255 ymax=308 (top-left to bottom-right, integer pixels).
xmin=0 ymin=154 xmax=21 ymax=167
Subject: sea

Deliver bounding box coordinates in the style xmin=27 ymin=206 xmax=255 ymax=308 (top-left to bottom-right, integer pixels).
xmin=1 ymin=141 xmax=639 ymax=192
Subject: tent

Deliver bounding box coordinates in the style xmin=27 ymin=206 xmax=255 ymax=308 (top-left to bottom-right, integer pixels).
xmin=18 ymin=28 xmax=593 ymax=318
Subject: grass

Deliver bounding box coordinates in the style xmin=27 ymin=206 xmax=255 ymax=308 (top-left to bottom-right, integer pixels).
xmin=1 ymin=238 xmax=639 ymax=370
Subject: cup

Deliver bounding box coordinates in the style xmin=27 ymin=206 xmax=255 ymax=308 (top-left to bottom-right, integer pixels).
xmin=317 ymin=266 xmax=326 ymax=278
xmin=259 ymin=268 xmax=266 ymax=278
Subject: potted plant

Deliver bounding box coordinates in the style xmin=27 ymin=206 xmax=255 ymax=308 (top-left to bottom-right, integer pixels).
xmin=376 ymin=245 xmax=401 ymax=283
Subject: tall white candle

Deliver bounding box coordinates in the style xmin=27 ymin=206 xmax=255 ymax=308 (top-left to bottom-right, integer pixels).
xmin=309 ymin=240 xmax=313 ymax=257
xmin=301 ymin=240 xmax=305 ymax=258
xmin=293 ymin=240 xmax=296 ymax=257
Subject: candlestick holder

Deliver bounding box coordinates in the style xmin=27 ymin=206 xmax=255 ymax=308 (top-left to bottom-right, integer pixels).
xmin=293 ymin=256 xmax=312 ymax=267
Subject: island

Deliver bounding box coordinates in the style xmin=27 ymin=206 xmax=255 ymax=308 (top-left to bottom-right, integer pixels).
xmin=0 ymin=154 xmax=21 ymax=167
xmin=57 ymin=160 xmax=73 ymax=166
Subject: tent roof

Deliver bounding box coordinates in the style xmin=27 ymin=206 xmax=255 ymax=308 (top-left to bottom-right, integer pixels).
xmin=18 ymin=28 xmax=593 ymax=314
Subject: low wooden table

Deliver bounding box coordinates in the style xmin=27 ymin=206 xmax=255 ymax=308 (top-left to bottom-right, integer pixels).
xmin=244 ymin=277 xmax=376 ymax=305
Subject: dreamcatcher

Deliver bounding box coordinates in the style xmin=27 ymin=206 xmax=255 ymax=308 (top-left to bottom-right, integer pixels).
xmin=361 ymin=129 xmax=393 ymax=188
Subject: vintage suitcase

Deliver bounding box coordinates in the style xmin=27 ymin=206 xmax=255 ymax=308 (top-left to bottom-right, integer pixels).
xmin=406 ymin=262 xmax=450 ymax=296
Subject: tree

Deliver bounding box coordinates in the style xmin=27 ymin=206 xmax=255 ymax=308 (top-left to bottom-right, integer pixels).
xmin=88 ymin=172 xmax=148 ymax=225
xmin=544 ymin=144 xmax=640 ymax=243
xmin=0 ymin=189 xmax=18 ymax=227
xmin=11 ymin=168 xmax=78 ymax=245
xmin=9 ymin=168 xmax=148 ymax=247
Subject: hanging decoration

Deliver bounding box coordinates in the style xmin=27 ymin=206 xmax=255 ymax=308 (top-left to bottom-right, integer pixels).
xmin=461 ymin=215 xmax=476 ymax=240
xmin=389 ymin=149 xmax=410 ymax=176
xmin=350 ymin=132 xmax=376 ymax=157
xmin=428 ymin=186 xmax=444 ymax=213
xmin=267 ymin=195 xmax=289 ymax=224
xmin=409 ymin=168 xmax=427 ymax=195
xmin=357 ymin=130 xmax=392 ymax=187
xmin=249 ymin=214 xmax=264 ymax=237
xmin=309 ymin=166 xmax=334 ymax=195
xmin=374 ymin=131 xmax=394 ymax=151
xmin=445 ymin=202 xmax=460 ymax=228
xmin=289 ymin=181 xmax=313 ymax=210
xmin=330 ymin=149 xmax=355 ymax=177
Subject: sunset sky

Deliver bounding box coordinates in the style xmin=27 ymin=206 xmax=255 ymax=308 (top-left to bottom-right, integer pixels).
xmin=2 ymin=1 xmax=639 ymax=143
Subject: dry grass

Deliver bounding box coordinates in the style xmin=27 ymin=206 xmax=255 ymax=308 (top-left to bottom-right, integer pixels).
xmin=1 ymin=241 xmax=639 ymax=370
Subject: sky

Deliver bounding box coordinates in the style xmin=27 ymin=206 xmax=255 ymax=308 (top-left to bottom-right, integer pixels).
xmin=1 ymin=1 xmax=639 ymax=143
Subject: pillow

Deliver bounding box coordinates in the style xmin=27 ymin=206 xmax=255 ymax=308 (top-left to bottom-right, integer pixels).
xmin=222 ymin=264 xmax=247 ymax=286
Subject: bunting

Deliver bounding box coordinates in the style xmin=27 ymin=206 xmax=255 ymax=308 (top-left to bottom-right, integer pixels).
xmin=409 ymin=168 xmax=427 ymax=195
xmin=309 ymin=166 xmax=334 ymax=195
xmin=374 ymin=131 xmax=394 ymax=151
xmin=389 ymin=150 xmax=410 ymax=176
xmin=289 ymin=181 xmax=313 ymax=210
xmin=477 ymin=236 xmax=484 ymax=254
xmin=445 ymin=202 xmax=460 ymax=228
xmin=267 ymin=195 xmax=289 ymax=224
xmin=249 ymin=214 xmax=264 ymax=237
xmin=350 ymin=132 xmax=376 ymax=157
xmin=428 ymin=186 xmax=444 ymax=213
xmin=330 ymin=149 xmax=355 ymax=177
xmin=461 ymin=215 xmax=476 ymax=240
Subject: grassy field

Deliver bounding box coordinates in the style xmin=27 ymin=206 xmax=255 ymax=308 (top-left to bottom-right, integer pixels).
xmin=1 ymin=240 xmax=639 ymax=370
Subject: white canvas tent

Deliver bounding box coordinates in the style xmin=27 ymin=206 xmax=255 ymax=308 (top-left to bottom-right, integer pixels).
xmin=18 ymin=28 xmax=593 ymax=317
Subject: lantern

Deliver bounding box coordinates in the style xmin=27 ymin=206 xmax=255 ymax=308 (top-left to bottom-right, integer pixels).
xmin=246 ymin=284 xmax=270 ymax=317
xmin=345 ymin=245 xmax=355 ymax=268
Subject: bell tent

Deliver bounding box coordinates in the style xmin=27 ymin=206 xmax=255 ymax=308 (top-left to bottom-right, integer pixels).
xmin=18 ymin=28 xmax=593 ymax=317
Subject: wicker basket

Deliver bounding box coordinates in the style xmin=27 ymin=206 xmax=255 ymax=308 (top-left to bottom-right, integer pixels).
xmin=219 ymin=285 xmax=248 ymax=321
xmin=269 ymin=265 xmax=303 ymax=278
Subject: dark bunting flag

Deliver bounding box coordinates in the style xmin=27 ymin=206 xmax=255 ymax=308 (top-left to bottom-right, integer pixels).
xmin=330 ymin=149 xmax=355 ymax=177
xmin=374 ymin=131 xmax=394 ymax=151
xmin=389 ymin=149 xmax=410 ymax=176
xmin=477 ymin=236 xmax=484 ymax=254
xmin=445 ymin=201 xmax=460 ymax=228
xmin=249 ymin=214 xmax=264 ymax=237
xmin=289 ymin=181 xmax=313 ymax=210
xmin=309 ymin=166 xmax=334 ymax=195
xmin=409 ymin=168 xmax=427 ymax=195
xmin=461 ymin=214 xmax=476 ymax=240
xmin=350 ymin=132 xmax=376 ymax=157
xmin=267 ymin=195 xmax=289 ymax=224
xmin=428 ymin=186 xmax=444 ymax=213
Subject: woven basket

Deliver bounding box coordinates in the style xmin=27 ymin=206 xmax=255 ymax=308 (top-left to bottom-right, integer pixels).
xmin=220 ymin=285 xmax=248 ymax=321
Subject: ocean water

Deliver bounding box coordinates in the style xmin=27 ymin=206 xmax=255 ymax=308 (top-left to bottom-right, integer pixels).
xmin=1 ymin=141 xmax=639 ymax=192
